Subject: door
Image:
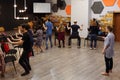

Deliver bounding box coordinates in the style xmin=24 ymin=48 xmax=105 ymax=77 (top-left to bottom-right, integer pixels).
xmin=113 ymin=13 xmax=120 ymax=42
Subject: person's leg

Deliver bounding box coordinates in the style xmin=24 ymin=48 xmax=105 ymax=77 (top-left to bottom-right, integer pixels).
xmin=90 ymin=35 xmax=93 ymax=49
xmin=46 ymin=34 xmax=49 ymax=49
xmin=62 ymin=40 xmax=65 ymax=47
xmin=109 ymin=58 xmax=113 ymax=72
xmin=19 ymin=52 xmax=30 ymax=76
xmin=93 ymin=34 xmax=97 ymax=49
xmin=68 ymin=36 xmax=72 ymax=47
xmin=26 ymin=54 xmax=31 ymax=71
xmin=58 ymin=40 xmax=61 ymax=48
xmin=77 ymin=36 xmax=81 ymax=47
xmin=49 ymin=35 xmax=53 ymax=48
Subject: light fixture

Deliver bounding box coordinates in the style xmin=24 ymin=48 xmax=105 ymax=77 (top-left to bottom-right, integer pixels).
xmin=14 ymin=0 xmax=28 ymax=20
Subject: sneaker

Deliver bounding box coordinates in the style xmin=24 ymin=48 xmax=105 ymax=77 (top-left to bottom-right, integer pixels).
xmin=90 ymin=48 xmax=93 ymax=50
xmin=68 ymin=46 xmax=71 ymax=48
xmin=21 ymin=72 xmax=30 ymax=76
xmin=58 ymin=46 xmax=61 ymax=48
xmin=93 ymin=48 xmax=96 ymax=50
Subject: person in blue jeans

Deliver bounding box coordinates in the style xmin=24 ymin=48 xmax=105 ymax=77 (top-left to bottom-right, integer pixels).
xmin=89 ymin=18 xmax=99 ymax=50
xmin=43 ymin=19 xmax=53 ymax=49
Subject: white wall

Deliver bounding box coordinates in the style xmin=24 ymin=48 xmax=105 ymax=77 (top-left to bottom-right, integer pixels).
xmin=91 ymin=0 xmax=120 ymax=19
xmin=71 ymin=0 xmax=90 ymax=38
xmin=52 ymin=0 xmax=71 ymax=17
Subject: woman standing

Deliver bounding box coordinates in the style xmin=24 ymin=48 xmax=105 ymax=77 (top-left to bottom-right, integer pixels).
xmin=57 ymin=21 xmax=65 ymax=48
xmin=89 ymin=18 xmax=99 ymax=49
xmin=34 ymin=25 xmax=44 ymax=53
xmin=102 ymin=26 xmax=115 ymax=76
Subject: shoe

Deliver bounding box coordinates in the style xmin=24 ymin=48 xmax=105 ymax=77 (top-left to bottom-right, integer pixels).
xmin=93 ymin=48 xmax=96 ymax=50
xmin=63 ymin=46 xmax=65 ymax=48
xmin=51 ymin=45 xmax=53 ymax=48
xmin=101 ymin=72 xmax=109 ymax=76
xmin=68 ymin=46 xmax=71 ymax=48
xmin=58 ymin=46 xmax=61 ymax=48
xmin=21 ymin=72 xmax=30 ymax=76
xmin=90 ymin=48 xmax=93 ymax=50
xmin=1 ymin=74 xmax=5 ymax=77
xmin=46 ymin=47 xmax=48 ymax=50
xmin=40 ymin=50 xmax=44 ymax=53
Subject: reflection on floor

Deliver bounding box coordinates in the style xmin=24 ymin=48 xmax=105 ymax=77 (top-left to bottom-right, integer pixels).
xmin=1 ymin=40 xmax=120 ymax=80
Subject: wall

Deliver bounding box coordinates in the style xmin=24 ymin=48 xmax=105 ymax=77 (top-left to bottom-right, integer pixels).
xmin=0 ymin=0 xmax=45 ymax=31
xmin=51 ymin=0 xmax=71 ymax=17
xmin=71 ymin=0 xmax=90 ymax=38
xmin=91 ymin=0 xmax=120 ymax=19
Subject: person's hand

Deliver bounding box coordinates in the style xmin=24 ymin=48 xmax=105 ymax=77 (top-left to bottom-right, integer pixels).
xmin=102 ymin=49 xmax=105 ymax=54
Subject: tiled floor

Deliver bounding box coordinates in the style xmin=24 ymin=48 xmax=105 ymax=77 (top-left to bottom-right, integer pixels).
xmin=1 ymin=40 xmax=120 ymax=80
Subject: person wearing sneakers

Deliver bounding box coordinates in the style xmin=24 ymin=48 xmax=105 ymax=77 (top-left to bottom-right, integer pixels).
xmin=43 ymin=19 xmax=53 ymax=50
xmin=67 ymin=21 xmax=83 ymax=48
xmin=102 ymin=26 xmax=115 ymax=76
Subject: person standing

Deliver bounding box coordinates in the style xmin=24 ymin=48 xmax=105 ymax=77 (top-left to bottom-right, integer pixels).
xmin=7 ymin=24 xmax=32 ymax=76
xmin=44 ymin=19 xmax=53 ymax=50
xmin=57 ymin=21 xmax=65 ymax=48
xmin=67 ymin=21 xmax=82 ymax=48
xmin=89 ymin=18 xmax=99 ymax=49
xmin=34 ymin=25 xmax=44 ymax=53
xmin=102 ymin=26 xmax=115 ymax=76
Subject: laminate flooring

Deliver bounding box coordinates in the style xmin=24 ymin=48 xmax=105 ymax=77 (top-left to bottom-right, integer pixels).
xmin=1 ymin=40 xmax=120 ymax=80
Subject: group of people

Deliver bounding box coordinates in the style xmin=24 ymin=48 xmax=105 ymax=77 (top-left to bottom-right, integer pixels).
xmin=0 ymin=18 xmax=115 ymax=77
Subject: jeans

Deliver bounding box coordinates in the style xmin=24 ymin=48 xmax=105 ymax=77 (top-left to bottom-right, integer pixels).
xmin=90 ymin=34 xmax=97 ymax=48
xmin=46 ymin=34 xmax=53 ymax=49
xmin=105 ymin=57 xmax=113 ymax=73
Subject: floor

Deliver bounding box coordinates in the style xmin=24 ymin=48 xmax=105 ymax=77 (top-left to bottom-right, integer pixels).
xmin=1 ymin=39 xmax=120 ymax=80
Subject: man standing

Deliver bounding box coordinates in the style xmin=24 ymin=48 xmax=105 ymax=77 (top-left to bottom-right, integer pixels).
xmin=44 ymin=19 xmax=53 ymax=49
xmin=67 ymin=21 xmax=82 ymax=48
xmin=102 ymin=26 xmax=115 ymax=76
xmin=7 ymin=24 xmax=32 ymax=76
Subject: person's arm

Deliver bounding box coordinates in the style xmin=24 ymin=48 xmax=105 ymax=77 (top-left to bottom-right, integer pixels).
xmin=102 ymin=37 xmax=110 ymax=54
xmin=7 ymin=37 xmax=23 ymax=45
xmin=10 ymin=35 xmax=22 ymax=41
xmin=67 ymin=23 xmax=71 ymax=30
xmin=43 ymin=23 xmax=47 ymax=30
xmin=79 ymin=24 xmax=83 ymax=31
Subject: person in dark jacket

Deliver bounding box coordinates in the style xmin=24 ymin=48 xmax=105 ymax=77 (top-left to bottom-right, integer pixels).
xmin=89 ymin=18 xmax=99 ymax=50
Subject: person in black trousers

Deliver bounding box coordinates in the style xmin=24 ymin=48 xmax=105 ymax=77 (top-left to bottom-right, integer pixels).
xmin=67 ymin=21 xmax=83 ymax=48
xmin=7 ymin=24 xmax=32 ymax=76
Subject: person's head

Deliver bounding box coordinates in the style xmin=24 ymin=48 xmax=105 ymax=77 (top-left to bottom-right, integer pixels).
xmin=36 ymin=25 xmax=42 ymax=30
xmin=106 ymin=26 xmax=113 ymax=32
xmin=93 ymin=18 xmax=96 ymax=21
xmin=74 ymin=21 xmax=77 ymax=24
xmin=48 ymin=19 xmax=51 ymax=22
xmin=21 ymin=23 xmax=30 ymax=32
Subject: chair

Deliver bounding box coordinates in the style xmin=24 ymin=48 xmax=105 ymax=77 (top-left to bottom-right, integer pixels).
xmin=1 ymin=42 xmax=17 ymax=73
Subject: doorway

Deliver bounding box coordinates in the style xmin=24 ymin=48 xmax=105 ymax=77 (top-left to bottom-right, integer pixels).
xmin=113 ymin=13 xmax=120 ymax=42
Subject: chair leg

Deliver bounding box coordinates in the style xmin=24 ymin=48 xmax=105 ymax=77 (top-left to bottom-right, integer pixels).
xmin=12 ymin=61 xmax=17 ymax=74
